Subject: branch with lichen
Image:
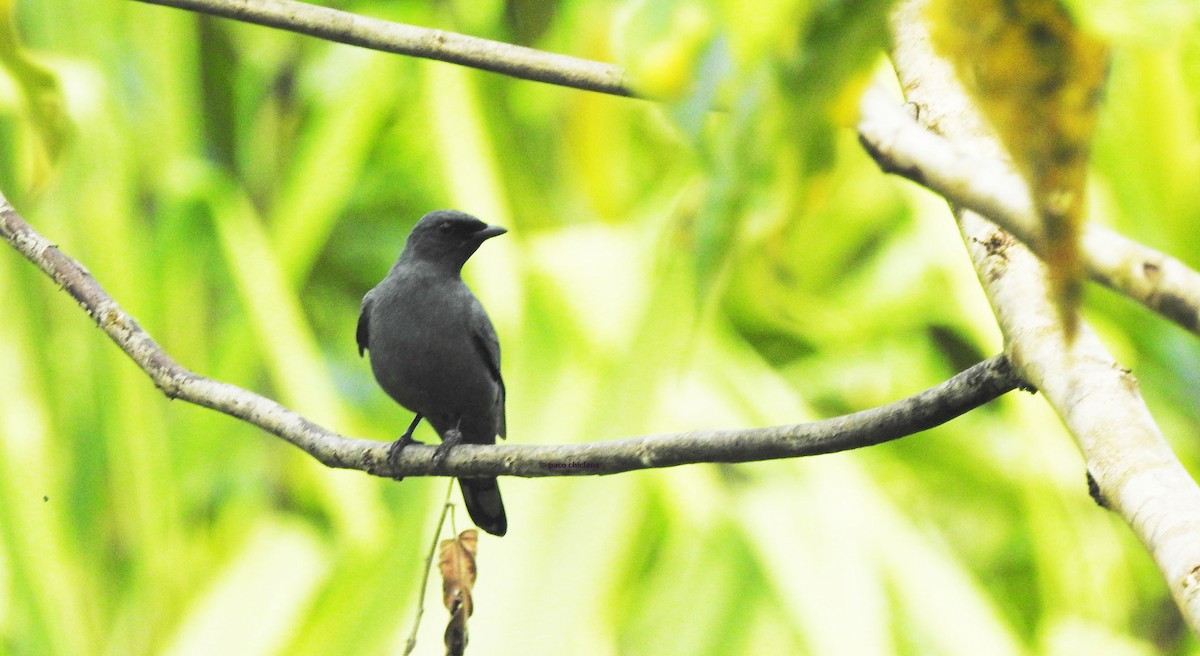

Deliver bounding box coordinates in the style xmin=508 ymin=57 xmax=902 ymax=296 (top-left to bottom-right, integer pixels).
xmin=132 ymin=0 xmax=634 ymax=98
xmin=887 ymin=0 xmax=1200 ymax=632
xmin=0 ymin=192 xmax=1022 ymax=479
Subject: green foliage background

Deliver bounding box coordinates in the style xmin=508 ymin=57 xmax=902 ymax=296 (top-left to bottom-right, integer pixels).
xmin=1 ymin=0 xmax=1199 ymax=653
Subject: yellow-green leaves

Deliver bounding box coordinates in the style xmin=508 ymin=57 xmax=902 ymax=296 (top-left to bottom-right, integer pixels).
xmin=929 ymin=0 xmax=1110 ymax=338
xmin=0 ymin=0 xmax=67 ymax=193
xmin=618 ymin=2 xmax=719 ymax=102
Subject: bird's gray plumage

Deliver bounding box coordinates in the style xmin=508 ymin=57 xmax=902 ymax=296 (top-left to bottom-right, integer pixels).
xmin=358 ymin=210 xmax=508 ymax=536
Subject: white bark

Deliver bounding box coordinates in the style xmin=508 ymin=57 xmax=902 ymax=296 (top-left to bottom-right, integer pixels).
xmin=888 ymin=0 xmax=1200 ymax=630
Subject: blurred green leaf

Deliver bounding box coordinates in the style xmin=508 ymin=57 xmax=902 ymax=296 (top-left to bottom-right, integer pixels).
xmin=0 ymin=0 xmax=67 ymax=190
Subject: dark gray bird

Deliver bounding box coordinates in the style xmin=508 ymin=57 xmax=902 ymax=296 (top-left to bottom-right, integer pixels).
xmin=357 ymin=210 xmax=508 ymax=536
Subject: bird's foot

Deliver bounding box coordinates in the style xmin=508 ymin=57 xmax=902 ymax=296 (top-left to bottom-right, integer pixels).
xmin=433 ymin=428 xmax=463 ymax=466
xmin=386 ymin=432 xmax=425 ymax=480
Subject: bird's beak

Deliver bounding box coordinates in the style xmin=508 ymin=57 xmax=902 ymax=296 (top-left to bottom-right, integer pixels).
xmin=473 ymin=224 xmax=507 ymax=241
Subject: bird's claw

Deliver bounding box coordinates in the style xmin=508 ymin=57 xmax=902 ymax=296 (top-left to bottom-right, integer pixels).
xmin=386 ymin=433 xmax=425 ymax=479
xmin=433 ymin=428 xmax=463 ymax=466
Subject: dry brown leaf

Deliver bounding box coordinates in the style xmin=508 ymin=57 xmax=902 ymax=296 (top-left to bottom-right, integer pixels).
xmin=439 ymin=529 xmax=478 ymax=655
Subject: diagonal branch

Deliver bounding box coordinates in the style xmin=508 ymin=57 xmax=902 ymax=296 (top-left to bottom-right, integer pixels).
xmin=130 ymin=0 xmax=635 ymax=98
xmin=887 ymin=0 xmax=1200 ymax=631
xmin=857 ymin=84 xmax=1200 ymax=337
xmin=0 ymin=192 xmax=1023 ymax=478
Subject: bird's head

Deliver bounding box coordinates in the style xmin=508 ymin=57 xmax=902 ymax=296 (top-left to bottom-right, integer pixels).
xmin=400 ymin=210 xmax=507 ymax=271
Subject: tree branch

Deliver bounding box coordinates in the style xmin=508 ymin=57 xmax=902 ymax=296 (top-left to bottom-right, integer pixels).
xmin=0 ymin=192 xmax=1023 ymax=478
xmin=130 ymin=0 xmax=635 ymax=98
xmin=887 ymin=0 xmax=1200 ymax=631
xmin=857 ymin=82 xmax=1200 ymax=337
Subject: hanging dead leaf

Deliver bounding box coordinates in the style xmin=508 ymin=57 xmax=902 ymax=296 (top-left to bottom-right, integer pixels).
xmin=445 ymin=604 xmax=469 ymax=656
xmin=928 ymin=0 xmax=1110 ymax=339
xmin=439 ymin=529 xmax=478 ymax=655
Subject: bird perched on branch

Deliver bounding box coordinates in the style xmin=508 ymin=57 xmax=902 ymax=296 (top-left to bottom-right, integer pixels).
xmin=357 ymin=210 xmax=508 ymax=536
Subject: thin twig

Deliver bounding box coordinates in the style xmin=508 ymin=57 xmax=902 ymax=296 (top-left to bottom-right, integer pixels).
xmin=404 ymin=479 xmax=456 ymax=656
xmin=0 ymin=192 xmax=1024 ymax=479
xmin=131 ymin=0 xmax=635 ymax=98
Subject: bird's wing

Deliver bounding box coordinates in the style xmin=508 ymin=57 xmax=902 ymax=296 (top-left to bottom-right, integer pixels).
xmin=356 ymin=294 xmax=373 ymax=357
xmin=470 ymin=303 xmax=506 ymax=439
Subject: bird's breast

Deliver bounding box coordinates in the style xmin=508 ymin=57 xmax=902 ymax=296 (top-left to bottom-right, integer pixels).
xmin=366 ymin=276 xmax=499 ymax=428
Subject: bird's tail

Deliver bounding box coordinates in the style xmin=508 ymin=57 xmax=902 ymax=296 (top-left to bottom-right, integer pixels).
xmin=458 ymin=477 xmax=507 ymax=537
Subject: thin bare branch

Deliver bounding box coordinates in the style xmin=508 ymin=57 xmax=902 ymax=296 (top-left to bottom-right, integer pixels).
xmin=0 ymin=192 xmax=1022 ymax=479
xmin=888 ymin=0 xmax=1200 ymax=631
xmin=858 ymin=81 xmax=1200 ymax=337
xmin=405 ymin=480 xmax=456 ymax=656
xmin=131 ymin=0 xmax=635 ymax=98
